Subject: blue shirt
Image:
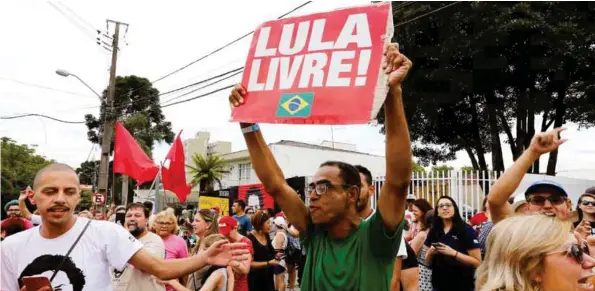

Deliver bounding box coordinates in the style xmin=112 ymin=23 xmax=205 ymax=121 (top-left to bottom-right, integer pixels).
xmin=424 ymin=224 xmax=480 ymax=291
xmin=233 ymin=214 xmax=253 ymax=236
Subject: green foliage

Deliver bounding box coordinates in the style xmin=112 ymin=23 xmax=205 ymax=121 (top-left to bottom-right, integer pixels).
xmin=76 ymin=160 xmax=99 ymax=186
xmin=412 ymin=161 xmax=426 ymax=173
xmin=187 ymin=154 xmax=230 ymax=192
xmin=378 ymin=2 xmax=595 ymax=175
xmin=84 ymin=75 xmax=175 ymax=158
xmin=1 ymin=137 xmax=54 ymax=195
xmin=460 ymin=166 xmax=475 ymax=172
xmin=431 ymin=165 xmax=454 ymax=173
xmin=78 ymin=190 xmax=93 ymax=211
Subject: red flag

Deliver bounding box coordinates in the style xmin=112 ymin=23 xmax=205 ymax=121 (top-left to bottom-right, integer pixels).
xmin=162 ymin=132 xmax=191 ymax=203
xmin=113 ymin=121 xmax=159 ymax=185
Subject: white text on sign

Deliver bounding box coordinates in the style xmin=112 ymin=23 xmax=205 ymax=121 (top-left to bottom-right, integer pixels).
xmin=248 ymin=13 xmax=373 ymax=91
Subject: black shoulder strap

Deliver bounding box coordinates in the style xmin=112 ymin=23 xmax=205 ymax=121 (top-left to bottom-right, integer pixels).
xmin=49 ymin=219 xmax=92 ymax=282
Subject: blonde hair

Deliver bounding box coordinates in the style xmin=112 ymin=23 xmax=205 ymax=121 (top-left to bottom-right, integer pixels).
xmin=475 ymin=214 xmax=571 ymax=291
xmin=151 ymin=211 xmax=179 ymax=234
xmin=200 ymin=234 xmax=226 ymax=250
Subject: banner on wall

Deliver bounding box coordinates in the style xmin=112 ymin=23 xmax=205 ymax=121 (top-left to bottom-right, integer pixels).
xmin=231 ymin=3 xmax=394 ymax=124
xmin=199 ymin=188 xmax=232 ymax=216
xmin=233 ymin=177 xmax=307 ymax=214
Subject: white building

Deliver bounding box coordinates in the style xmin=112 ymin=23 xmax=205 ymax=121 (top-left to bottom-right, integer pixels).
xmin=219 ymin=140 xmax=386 ymax=188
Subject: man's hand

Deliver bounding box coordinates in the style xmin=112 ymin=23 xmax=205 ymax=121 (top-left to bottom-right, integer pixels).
xmin=528 ymin=128 xmax=567 ymax=156
xmin=576 ymin=220 xmax=592 ymax=239
xmin=203 ymin=240 xmax=251 ymax=267
xmin=229 ymin=84 xmax=246 ymax=108
xmin=383 ymin=43 xmax=412 ymax=90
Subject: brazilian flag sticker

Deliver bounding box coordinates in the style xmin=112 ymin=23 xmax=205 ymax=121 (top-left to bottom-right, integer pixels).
xmin=276 ymin=93 xmax=314 ymax=118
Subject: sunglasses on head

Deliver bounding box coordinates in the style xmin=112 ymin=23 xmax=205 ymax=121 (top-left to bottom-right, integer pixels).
xmin=582 ymin=201 xmax=595 ymax=207
xmin=527 ymin=195 xmax=566 ymax=206
xmin=547 ymin=242 xmax=590 ymax=264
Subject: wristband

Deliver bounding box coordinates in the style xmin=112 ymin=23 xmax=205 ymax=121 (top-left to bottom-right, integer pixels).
xmin=241 ymin=124 xmax=260 ymax=134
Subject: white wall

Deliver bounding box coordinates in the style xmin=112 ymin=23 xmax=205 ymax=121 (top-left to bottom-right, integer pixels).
xmin=271 ymin=144 xmax=386 ymax=178
xmin=220 ymin=159 xmax=260 ymax=188
xmin=219 ymin=144 xmax=386 ymax=188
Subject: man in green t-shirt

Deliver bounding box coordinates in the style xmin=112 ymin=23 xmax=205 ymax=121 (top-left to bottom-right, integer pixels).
xmin=228 ymin=43 xmax=413 ymax=291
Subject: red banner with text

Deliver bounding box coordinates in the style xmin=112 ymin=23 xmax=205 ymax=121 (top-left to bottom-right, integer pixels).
xmin=231 ymin=3 xmax=393 ymax=124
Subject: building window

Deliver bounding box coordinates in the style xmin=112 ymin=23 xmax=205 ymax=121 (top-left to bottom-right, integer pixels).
xmin=238 ymin=163 xmax=251 ymax=182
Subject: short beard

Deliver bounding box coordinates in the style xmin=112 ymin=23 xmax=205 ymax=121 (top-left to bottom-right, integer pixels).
xmin=129 ymin=226 xmax=145 ymax=238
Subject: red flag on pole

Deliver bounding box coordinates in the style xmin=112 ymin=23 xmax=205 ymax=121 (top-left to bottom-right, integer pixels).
xmin=113 ymin=121 xmax=159 ymax=185
xmin=162 ymin=132 xmax=191 ymax=203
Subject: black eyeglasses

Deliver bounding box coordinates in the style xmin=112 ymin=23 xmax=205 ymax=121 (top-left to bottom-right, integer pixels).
xmin=527 ymin=196 xmax=566 ymax=206
xmin=582 ymin=201 xmax=595 ymax=207
xmin=307 ymin=183 xmax=350 ymax=195
xmin=547 ymin=242 xmax=590 ymax=264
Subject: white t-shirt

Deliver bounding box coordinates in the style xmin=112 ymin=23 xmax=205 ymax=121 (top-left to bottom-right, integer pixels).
xmin=112 ymin=231 xmax=165 ymax=291
xmin=31 ymin=214 xmax=42 ymax=226
xmin=363 ymin=208 xmax=408 ymax=259
xmin=1 ymin=217 xmax=143 ymax=291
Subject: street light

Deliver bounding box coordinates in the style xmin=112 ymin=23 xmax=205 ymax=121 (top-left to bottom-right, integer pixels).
xmin=55 ymin=69 xmax=103 ymax=102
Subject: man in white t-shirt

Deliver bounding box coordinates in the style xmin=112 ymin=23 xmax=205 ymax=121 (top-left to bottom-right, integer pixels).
xmin=1 ymin=163 xmax=250 ymax=291
xmin=112 ymin=202 xmax=165 ymax=291
xmin=354 ymin=165 xmax=414 ymax=289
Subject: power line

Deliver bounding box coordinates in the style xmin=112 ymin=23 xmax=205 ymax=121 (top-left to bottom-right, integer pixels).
xmin=0 ymin=77 xmax=96 ymax=98
xmin=0 ymin=113 xmax=86 ymax=124
xmin=161 ymin=84 xmax=236 ymax=108
xmin=4 ymin=2 xmax=457 ymax=125
xmin=394 ymin=1 xmax=461 ymax=28
xmin=162 ymin=69 xmax=243 ymax=105
xmin=150 ymin=1 xmax=312 ymax=84
xmin=158 ymin=67 xmax=243 ymax=97
xmin=48 ymin=2 xmax=97 ymax=42
xmin=56 ymin=1 xmax=96 ymax=33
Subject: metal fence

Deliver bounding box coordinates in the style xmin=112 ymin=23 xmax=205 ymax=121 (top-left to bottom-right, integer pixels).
xmin=305 ymin=170 xmax=500 ymax=221
xmin=372 ymin=171 xmax=501 ymax=221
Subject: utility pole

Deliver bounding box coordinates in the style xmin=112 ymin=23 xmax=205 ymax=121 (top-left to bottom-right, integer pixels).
xmin=97 ymin=19 xmax=129 ymax=205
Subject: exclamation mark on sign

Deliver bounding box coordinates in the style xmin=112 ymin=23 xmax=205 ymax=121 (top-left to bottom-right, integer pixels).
xmin=355 ymin=49 xmax=371 ymax=86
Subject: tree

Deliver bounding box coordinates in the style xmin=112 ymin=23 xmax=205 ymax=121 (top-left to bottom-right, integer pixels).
xmin=431 ymin=165 xmax=454 ymax=174
xmin=84 ymin=76 xmax=174 ymax=202
xmin=1 ymin=137 xmax=54 ymax=195
xmin=78 ymin=190 xmax=93 ymax=211
xmin=84 ymin=75 xmax=175 ymax=158
xmin=187 ymin=154 xmax=230 ymax=192
xmin=412 ymin=161 xmax=426 ymax=173
xmin=76 ymin=160 xmax=99 ymax=186
xmin=378 ymin=2 xmax=595 ymax=175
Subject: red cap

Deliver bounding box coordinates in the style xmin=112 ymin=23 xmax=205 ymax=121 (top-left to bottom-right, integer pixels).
xmin=218 ymin=216 xmax=238 ymax=236
xmin=276 ymin=211 xmax=285 ymax=218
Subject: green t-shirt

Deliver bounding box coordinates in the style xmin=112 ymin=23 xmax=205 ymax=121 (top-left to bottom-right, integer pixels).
xmin=299 ymin=210 xmax=404 ymax=291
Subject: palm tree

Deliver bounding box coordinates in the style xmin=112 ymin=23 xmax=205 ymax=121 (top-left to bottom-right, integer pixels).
xmin=186 ymin=153 xmax=230 ymax=191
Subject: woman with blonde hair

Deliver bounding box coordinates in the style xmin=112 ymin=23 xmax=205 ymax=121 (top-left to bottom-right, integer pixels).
xmin=153 ymin=210 xmax=190 ymax=290
xmin=476 ymin=214 xmax=595 ymax=291
xmin=184 ymin=209 xmax=220 ymax=290
xmin=161 ymin=234 xmax=235 ymax=291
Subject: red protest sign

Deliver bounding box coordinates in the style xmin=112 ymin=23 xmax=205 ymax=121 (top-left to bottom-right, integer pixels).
xmin=231 ymin=3 xmax=393 ymax=124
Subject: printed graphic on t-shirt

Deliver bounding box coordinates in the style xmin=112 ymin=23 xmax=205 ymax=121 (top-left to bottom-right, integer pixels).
xmin=18 ymin=254 xmax=86 ymax=291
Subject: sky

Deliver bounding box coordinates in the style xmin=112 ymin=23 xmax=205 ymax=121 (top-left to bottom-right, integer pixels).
xmin=1 ymin=0 xmax=594 ymax=180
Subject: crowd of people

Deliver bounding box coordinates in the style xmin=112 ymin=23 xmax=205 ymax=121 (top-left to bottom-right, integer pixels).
xmin=2 ymin=43 xmax=595 ymax=291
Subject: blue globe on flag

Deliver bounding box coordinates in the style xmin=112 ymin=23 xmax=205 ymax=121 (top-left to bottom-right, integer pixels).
xmin=288 ymin=98 xmax=302 ymax=111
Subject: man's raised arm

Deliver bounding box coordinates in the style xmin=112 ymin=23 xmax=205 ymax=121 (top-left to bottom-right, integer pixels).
xmin=377 ymin=44 xmax=413 ymax=231
xmin=487 ymin=128 xmax=566 ymax=224
xmin=229 ymin=84 xmax=309 ymax=232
